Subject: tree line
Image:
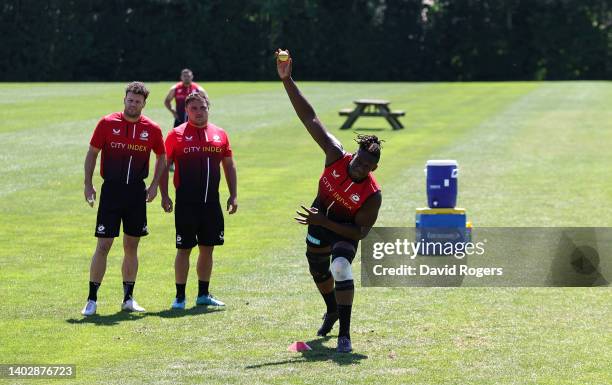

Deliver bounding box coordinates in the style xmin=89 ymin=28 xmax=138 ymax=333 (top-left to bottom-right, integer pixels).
xmin=1 ymin=0 xmax=609 ymax=81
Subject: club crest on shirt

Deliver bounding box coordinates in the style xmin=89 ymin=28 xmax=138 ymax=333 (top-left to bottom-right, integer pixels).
xmin=213 ymin=135 xmax=221 ymax=142
xmin=350 ymin=193 xmax=360 ymax=202
xmin=139 ymin=131 xmax=149 ymax=141
xmin=112 ymin=129 xmax=121 ymax=135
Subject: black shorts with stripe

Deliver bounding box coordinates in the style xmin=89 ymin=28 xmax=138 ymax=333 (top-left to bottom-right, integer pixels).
xmin=95 ymin=181 xmax=148 ymax=238
xmin=175 ymin=200 xmax=224 ymax=249
xmin=305 ymin=224 xmax=359 ymax=263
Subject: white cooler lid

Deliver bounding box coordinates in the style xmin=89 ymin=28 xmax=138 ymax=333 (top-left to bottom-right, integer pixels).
xmin=426 ymin=160 xmax=458 ymax=166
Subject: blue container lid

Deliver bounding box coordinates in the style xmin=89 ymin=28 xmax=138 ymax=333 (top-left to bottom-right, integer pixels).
xmin=426 ymin=160 xmax=458 ymax=167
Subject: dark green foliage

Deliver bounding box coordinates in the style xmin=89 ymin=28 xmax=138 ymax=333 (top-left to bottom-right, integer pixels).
xmin=0 ymin=0 xmax=609 ymax=80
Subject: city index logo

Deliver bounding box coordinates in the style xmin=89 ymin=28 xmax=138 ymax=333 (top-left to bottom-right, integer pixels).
xmin=322 ymin=177 xmax=354 ymax=211
xmin=110 ymin=142 xmax=148 ymax=152
xmin=321 ymin=176 xmax=334 ymax=193
xmin=331 ymin=169 xmax=341 ymax=178
xmin=183 ymin=146 xmax=223 ymax=154
xmin=332 ymin=191 xmax=354 ymax=211
xmin=202 ymin=146 xmax=223 ymax=153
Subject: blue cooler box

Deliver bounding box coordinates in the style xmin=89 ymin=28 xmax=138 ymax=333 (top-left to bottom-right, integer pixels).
xmin=425 ymin=160 xmax=458 ymax=208
xmin=416 ymin=208 xmax=469 ymax=255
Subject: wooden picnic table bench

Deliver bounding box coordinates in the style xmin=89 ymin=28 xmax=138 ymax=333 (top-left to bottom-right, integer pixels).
xmin=339 ymin=99 xmax=405 ymax=130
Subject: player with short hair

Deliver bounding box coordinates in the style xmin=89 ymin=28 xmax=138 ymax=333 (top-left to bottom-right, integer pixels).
xmin=164 ymin=68 xmax=208 ymax=128
xmin=81 ymin=81 xmax=167 ymax=316
xmin=276 ymin=50 xmax=383 ymax=353
xmin=160 ymin=91 xmax=238 ymax=309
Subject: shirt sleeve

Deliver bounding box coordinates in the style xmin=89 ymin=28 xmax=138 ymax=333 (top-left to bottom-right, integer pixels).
xmin=89 ymin=118 xmax=106 ymax=149
xmin=165 ymin=131 xmax=176 ymax=162
xmin=152 ymin=126 xmax=165 ymax=155
xmin=223 ymin=132 xmax=233 ymax=158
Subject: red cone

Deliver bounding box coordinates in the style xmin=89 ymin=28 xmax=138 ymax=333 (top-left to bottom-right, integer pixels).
xmin=288 ymin=341 xmax=312 ymax=352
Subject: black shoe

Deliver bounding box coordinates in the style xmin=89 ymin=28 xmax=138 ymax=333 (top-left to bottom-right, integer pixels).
xmin=336 ymin=336 xmax=352 ymax=353
xmin=316 ymin=312 xmax=339 ymax=336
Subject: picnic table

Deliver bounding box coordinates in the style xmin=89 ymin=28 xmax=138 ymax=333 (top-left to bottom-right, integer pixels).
xmin=339 ymin=99 xmax=405 ymax=130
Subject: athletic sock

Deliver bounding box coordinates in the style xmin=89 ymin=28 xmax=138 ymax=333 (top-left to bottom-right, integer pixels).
xmin=122 ymin=281 xmax=135 ymax=303
xmin=88 ymin=281 xmax=101 ymax=302
xmin=337 ymin=304 xmax=352 ymax=339
xmin=198 ymin=280 xmax=210 ymax=297
xmin=321 ymin=290 xmax=337 ymax=314
xmin=176 ymin=283 xmax=186 ymax=302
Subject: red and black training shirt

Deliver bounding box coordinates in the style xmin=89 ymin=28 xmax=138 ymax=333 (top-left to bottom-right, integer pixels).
xmin=173 ymin=82 xmax=201 ymax=120
xmin=165 ymin=121 xmax=232 ymax=203
xmin=90 ymin=112 xmax=165 ymax=184
xmin=316 ymin=152 xmax=381 ymax=223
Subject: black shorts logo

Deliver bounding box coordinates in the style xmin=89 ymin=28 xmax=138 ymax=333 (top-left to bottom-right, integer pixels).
xmin=97 ymin=224 xmax=105 ymax=234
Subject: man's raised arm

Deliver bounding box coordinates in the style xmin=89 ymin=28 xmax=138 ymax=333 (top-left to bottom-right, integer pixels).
xmin=275 ymin=49 xmax=342 ymax=163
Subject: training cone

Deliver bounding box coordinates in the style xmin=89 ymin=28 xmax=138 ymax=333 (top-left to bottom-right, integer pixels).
xmin=288 ymin=341 xmax=312 ymax=352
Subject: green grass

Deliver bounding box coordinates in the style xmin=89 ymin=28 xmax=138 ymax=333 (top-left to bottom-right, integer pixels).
xmin=0 ymin=81 xmax=610 ymax=384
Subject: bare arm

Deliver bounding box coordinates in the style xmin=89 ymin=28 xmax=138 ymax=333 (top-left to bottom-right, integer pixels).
xmin=84 ymin=146 xmax=101 ymax=207
xmin=145 ymin=153 xmax=167 ymax=202
xmin=222 ymin=156 xmax=238 ymax=214
xmin=164 ymin=87 xmax=178 ymax=119
xmin=159 ymin=160 xmax=172 ymax=212
xmin=295 ymin=192 xmax=382 ymax=241
xmin=276 ymin=49 xmax=343 ymax=165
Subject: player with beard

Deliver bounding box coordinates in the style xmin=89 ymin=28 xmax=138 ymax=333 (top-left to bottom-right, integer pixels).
xmin=81 ymin=82 xmax=166 ymax=316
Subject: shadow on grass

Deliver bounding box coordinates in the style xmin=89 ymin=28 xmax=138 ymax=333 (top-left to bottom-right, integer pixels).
xmin=66 ymin=306 xmax=224 ymax=326
xmin=245 ymin=336 xmax=367 ymax=368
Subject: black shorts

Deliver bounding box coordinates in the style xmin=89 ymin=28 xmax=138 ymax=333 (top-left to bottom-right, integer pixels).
xmin=175 ymin=200 xmax=224 ymax=249
xmin=306 ymin=224 xmax=359 ymax=262
xmin=173 ymin=115 xmax=186 ymax=128
xmin=95 ymin=181 xmax=148 ymax=238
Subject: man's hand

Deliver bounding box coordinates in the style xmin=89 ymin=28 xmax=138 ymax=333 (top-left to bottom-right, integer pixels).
xmin=146 ymin=183 xmax=158 ymax=202
xmin=84 ymin=184 xmax=96 ymax=207
xmin=227 ymin=195 xmax=238 ymax=214
xmin=294 ymin=205 xmax=327 ymax=226
xmin=275 ymin=48 xmax=292 ymax=80
xmin=161 ymin=195 xmax=173 ymax=213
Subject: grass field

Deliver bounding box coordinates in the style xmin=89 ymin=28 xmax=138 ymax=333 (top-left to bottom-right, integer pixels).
xmin=0 ymin=81 xmax=611 ymax=384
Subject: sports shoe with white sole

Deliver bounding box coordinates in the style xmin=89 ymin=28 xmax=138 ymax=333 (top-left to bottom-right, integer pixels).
xmin=81 ymin=300 xmax=97 ymax=316
xmin=121 ymin=298 xmax=146 ymax=312
xmin=195 ymin=294 xmax=225 ymax=306
xmin=171 ymin=298 xmax=186 ymax=310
